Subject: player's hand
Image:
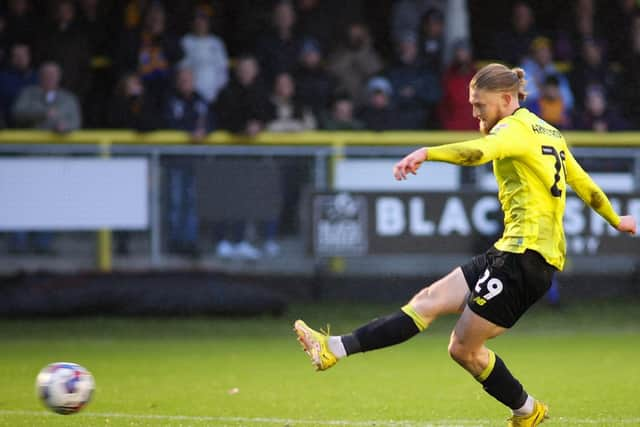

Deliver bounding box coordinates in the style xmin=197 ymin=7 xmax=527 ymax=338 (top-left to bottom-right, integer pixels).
xmin=616 ymin=215 xmax=637 ymax=235
xmin=393 ymin=148 xmax=427 ymax=180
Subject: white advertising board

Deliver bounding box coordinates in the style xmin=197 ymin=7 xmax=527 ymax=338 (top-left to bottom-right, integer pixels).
xmin=0 ymin=157 xmax=148 ymax=230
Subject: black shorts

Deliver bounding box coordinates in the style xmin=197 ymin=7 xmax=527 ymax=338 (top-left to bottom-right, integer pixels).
xmin=461 ymin=246 xmax=556 ymax=328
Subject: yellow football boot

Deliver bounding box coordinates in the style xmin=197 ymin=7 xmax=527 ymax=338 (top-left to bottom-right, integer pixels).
xmin=293 ymin=320 xmax=338 ymax=371
xmin=508 ymin=401 xmax=549 ymax=427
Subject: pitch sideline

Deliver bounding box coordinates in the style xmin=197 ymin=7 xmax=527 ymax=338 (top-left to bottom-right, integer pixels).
xmin=0 ymin=410 xmax=639 ymax=426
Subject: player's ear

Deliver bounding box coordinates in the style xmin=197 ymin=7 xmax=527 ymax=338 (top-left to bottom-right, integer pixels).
xmin=501 ymin=92 xmax=512 ymax=108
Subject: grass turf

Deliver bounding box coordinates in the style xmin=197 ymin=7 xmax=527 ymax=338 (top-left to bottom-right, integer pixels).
xmin=0 ymin=301 xmax=638 ymax=426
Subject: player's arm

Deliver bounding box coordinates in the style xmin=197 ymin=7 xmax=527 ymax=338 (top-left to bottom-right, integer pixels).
xmin=392 ymin=139 xmax=486 ymax=180
xmin=564 ymin=148 xmax=637 ymax=235
xmin=393 ymin=121 xmax=524 ymax=180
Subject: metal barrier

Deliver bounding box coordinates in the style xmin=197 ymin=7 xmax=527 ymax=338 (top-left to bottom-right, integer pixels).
xmin=1 ymin=130 xmax=639 ymax=274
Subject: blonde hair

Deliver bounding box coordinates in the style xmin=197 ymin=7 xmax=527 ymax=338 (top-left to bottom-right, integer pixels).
xmin=470 ymin=63 xmax=527 ymax=102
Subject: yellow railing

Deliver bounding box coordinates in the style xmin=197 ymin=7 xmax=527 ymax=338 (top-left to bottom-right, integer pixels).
xmin=1 ymin=130 xmax=640 ymax=147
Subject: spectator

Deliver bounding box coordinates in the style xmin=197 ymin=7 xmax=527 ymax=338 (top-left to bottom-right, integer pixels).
xmin=387 ymin=32 xmax=441 ymax=129
xmin=294 ymin=38 xmax=336 ymax=117
xmin=358 ymin=76 xmax=402 ymax=131
xmin=118 ymin=2 xmax=183 ymax=105
xmin=520 ymin=36 xmax=574 ymax=113
xmin=215 ymin=55 xmax=270 ymax=135
xmin=266 ymin=72 xmax=316 ymax=132
xmin=180 ymin=10 xmax=229 ymax=103
xmin=108 ymin=71 xmax=160 ymax=255
xmin=263 ymin=72 xmax=312 ymax=258
xmin=417 ymin=8 xmax=445 ymax=72
xmin=164 ymin=67 xmax=214 ymax=136
xmin=438 ymin=39 xmax=477 ymax=130
xmin=163 ymin=67 xmax=214 ymax=256
xmin=327 ymin=22 xmax=383 ymax=107
xmin=574 ymin=85 xmax=629 ymax=131
xmin=0 ymin=43 xmax=37 ymax=126
xmin=107 ymin=72 xmax=160 ymax=131
xmin=36 ymin=0 xmax=91 ymax=102
xmin=391 ymin=0 xmax=444 ymax=45
xmin=570 ymin=38 xmax=620 ymax=112
xmin=322 ymin=94 xmax=364 ymax=130
xmin=491 ymin=1 xmax=540 ymax=65
xmin=212 ymin=62 xmax=283 ymax=260
xmin=256 ymin=1 xmax=300 ymax=84
xmin=12 ymin=61 xmax=81 ymax=132
xmin=9 ymin=61 xmax=80 ymax=255
xmin=530 ymin=75 xmax=571 ymax=129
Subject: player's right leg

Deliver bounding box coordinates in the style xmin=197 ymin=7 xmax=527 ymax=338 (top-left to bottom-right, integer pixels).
xmin=294 ymin=267 xmax=469 ymax=371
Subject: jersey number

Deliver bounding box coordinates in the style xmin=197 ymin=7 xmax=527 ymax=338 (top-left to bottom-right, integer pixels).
xmin=474 ymin=268 xmax=504 ymax=301
xmin=541 ymin=146 xmax=566 ymax=197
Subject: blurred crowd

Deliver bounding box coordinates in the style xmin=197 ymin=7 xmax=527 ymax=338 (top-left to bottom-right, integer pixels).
xmin=2 ymin=0 xmax=638 ymax=258
xmin=3 ymin=0 xmax=640 ymax=135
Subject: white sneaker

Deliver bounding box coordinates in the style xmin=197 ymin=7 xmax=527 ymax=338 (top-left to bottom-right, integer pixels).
xmin=234 ymin=241 xmax=261 ymax=260
xmin=216 ymin=240 xmax=234 ymax=259
xmin=264 ymin=240 xmax=280 ymax=257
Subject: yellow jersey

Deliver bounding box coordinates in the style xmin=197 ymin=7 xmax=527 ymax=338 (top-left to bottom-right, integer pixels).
xmin=427 ymin=107 xmax=620 ymax=270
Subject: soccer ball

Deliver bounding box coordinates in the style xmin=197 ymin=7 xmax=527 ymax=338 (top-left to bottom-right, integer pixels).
xmin=35 ymin=362 xmax=95 ymax=414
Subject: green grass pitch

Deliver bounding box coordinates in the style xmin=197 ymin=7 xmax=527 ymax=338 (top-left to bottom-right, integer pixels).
xmin=0 ymin=301 xmax=638 ymax=426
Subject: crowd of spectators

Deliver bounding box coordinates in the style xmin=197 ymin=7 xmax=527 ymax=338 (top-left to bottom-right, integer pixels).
xmin=2 ymin=0 xmax=639 ymax=257
xmin=2 ymin=0 xmax=639 ymax=133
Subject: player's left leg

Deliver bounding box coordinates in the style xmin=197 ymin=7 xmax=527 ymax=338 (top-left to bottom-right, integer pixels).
xmin=449 ymin=307 xmax=548 ymax=426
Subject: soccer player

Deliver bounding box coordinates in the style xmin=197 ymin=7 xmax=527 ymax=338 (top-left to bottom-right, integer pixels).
xmin=294 ymin=63 xmax=637 ymax=427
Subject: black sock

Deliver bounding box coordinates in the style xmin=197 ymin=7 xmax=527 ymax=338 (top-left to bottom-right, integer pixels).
xmin=478 ymin=352 xmax=528 ymax=410
xmin=340 ymin=310 xmax=421 ymax=355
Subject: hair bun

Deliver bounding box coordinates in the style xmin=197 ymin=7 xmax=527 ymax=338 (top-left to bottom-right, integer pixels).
xmin=512 ymin=67 xmax=526 ymax=80
xmin=511 ymin=67 xmax=527 ymax=102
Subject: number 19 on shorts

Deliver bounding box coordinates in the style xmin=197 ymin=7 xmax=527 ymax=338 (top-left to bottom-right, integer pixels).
xmin=472 ymin=268 xmax=504 ymax=306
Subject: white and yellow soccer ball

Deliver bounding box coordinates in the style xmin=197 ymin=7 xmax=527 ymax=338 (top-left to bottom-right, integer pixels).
xmin=36 ymin=362 xmax=94 ymax=414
